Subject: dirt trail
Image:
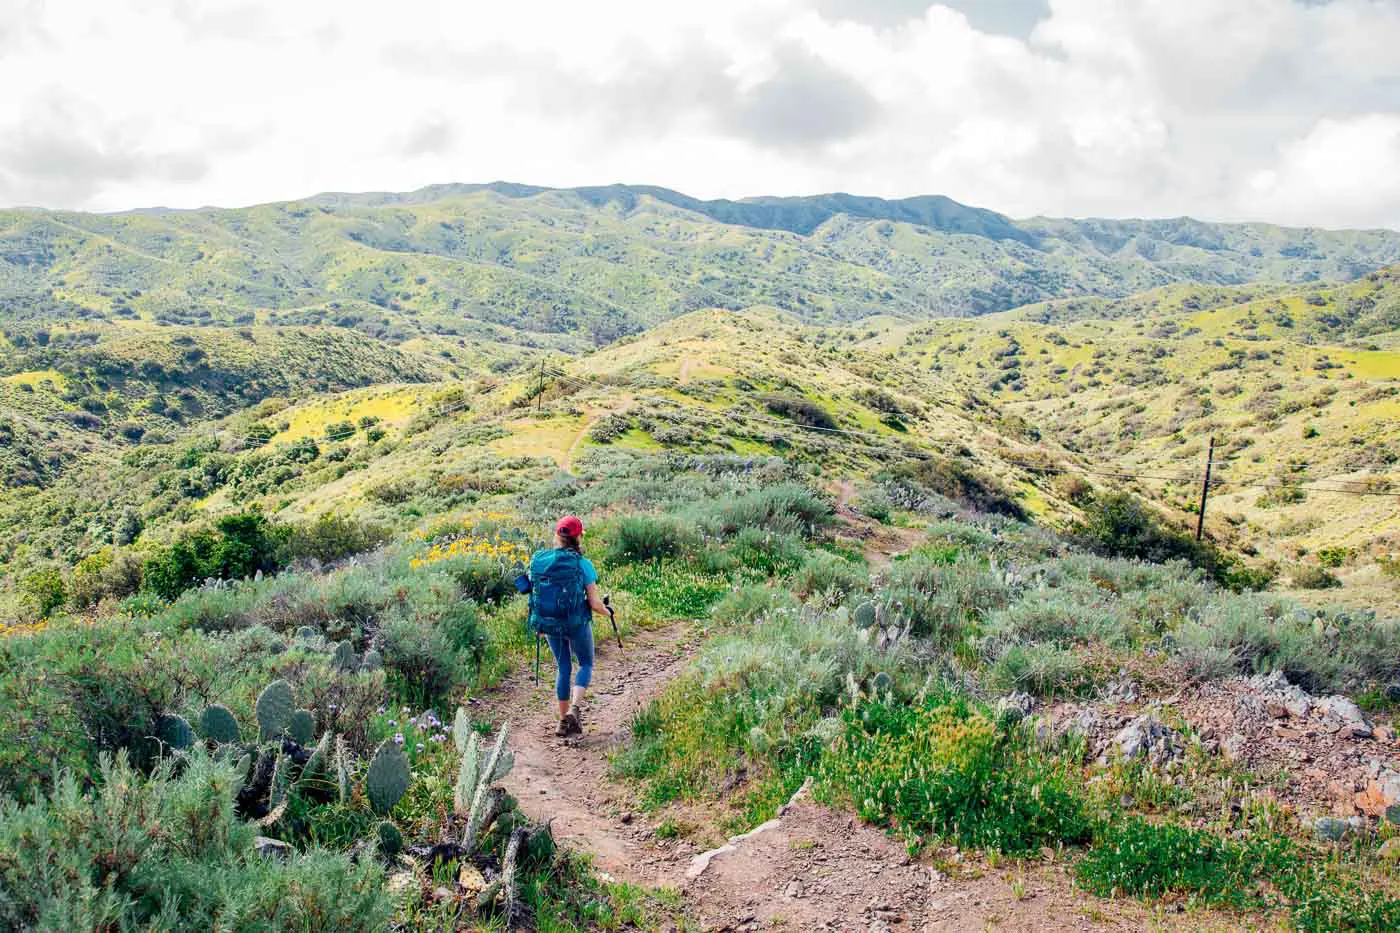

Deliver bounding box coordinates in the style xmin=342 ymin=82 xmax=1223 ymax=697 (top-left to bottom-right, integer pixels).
xmin=482 ymin=619 xmax=1239 ymax=931
xmin=490 ymin=621 xmax=696 ymax=885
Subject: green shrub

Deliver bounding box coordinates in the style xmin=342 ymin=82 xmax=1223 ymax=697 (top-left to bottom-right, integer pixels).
xmin=381 ymin=615 xmax=464 ymax=709
xmin=986 ymin=642 xmax=1095 ymax=697
xmin=280 ymin=514 xmax=391 ymax=565
xmin=19 ymin=566 xmax=67 ymax=619
xmin=759 ymin=393 xmax=837 ymax=430
xmin=1317 ymin=547 xmax=1351 ymax=569
xmin=691 ymin=483 xmax=831 ymax=538
xmin=882 ymin=558 xmax=1013 ymax=646
xmin=69 ymin=547 xmax=144 ymax=609
xmin=1071 ymin=492 xmax=1222 ymax=577
xmin=982 ymin=593 xmax=1132 ymax=648
xmin=887 ymin=458 xmax=1027 ymax=520
xmin=1076 ymin=818 xmax=1263 ymax=906
xmin=143 ymin=512 xmax=288 ymax=601
xmin=603 ymin=515 xmax=695 ymax=564
xmin=710 ymin=585 xmax=799 ymax=626
xmin=0 ymin=752 xmax=392 ymax=931
xmin=1293 ymin=564 xmax=1342 ymax=590
xmin=725 ymin=528 xmax=808 ymax=576
xmin=1171 ymin=597 xmax=1400 ymax=693
xmin=789 ymin=551 xmax=868 ymax=600
xmin=819 ymin=696 xmax=1090 ymax=854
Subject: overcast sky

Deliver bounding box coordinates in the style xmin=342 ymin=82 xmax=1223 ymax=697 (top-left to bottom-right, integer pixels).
xmin=3 ymin=0 xmax=1399 ymax=228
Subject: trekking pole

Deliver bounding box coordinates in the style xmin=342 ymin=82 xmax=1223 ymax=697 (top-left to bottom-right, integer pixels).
xmin=603 ymin=595 xmax=623 ymax=650
xmin=534 ymin=634 xmax=541 ymax=686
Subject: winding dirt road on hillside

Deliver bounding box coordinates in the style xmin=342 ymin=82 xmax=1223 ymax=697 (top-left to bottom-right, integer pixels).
xmin=480 ymin=621 xmax=1243 ymax=932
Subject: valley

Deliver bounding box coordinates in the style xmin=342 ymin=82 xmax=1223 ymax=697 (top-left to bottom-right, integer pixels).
xmin=1 ymin=185 xmax=1398 ymax=931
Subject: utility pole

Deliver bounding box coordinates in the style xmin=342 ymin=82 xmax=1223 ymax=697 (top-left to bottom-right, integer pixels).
xmin=1196 ymin=436 xmax=1216 ymax=541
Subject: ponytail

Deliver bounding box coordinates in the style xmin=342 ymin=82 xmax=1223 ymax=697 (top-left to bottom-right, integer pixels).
xmin=557 ymin=531 xmax=582 ymax=553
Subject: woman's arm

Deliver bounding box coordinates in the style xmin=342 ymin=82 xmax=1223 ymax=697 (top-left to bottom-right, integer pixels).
xmin=584 ymin=583 xmax=608 ymax=616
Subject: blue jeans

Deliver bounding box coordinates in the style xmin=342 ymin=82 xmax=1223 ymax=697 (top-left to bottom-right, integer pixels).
xmin=545 ymin=623 xmax=594 ymax=702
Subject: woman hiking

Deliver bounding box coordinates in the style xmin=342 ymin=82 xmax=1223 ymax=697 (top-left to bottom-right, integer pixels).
xmin=526 ymin=516 xmax=609 ymax=737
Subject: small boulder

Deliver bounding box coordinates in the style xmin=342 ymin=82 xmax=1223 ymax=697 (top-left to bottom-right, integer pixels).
xmin=996 ymin=692 xmax=1036 ymax=723
xmin=1109 ymin=715 xmax=1184 ymax=768
xmin=254 ymin=836 xmax=293 ymax=860
xmin=1221 ymin=733 xmax=1248 ymax=762
xmin=1380 ymin=838 xmax=1400 ymax=862
xmin=1319 ymin=696 xmax=1372 ymax=739
xmin=1313 ymin=817 xmax=1350 ymax=843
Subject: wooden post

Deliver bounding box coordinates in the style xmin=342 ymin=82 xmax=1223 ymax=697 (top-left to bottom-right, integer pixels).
xmin=536 ymin=361 xmax=545 ymax=414
xmin=1196 ymin=436 xmax=1216 ymax=541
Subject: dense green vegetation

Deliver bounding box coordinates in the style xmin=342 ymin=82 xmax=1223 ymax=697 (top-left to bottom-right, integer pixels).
xmin=2 ymin=184 xmax=1400 ymax=929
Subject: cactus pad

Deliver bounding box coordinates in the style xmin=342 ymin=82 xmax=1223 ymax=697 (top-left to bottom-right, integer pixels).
xmin=871 ymin=671 xmax=894 ymax=693
xmin=334 ymin=736 xmax=351 ymax=804
xmin=453 ymin=707 xmax=473 ymax=754
xmin=302 ymin=731 xmax=333 ymax=785
xmin=295 ymin=625 xmax=318 ymax=641
xmin=376 ymin=821 xmax=403 ymax=856
xmin=255 ymin=679 xmax=295 ymax=741
xmin=199 ymin=704 xmax=241 ymax=744
xmin=269 ymin=752 xmax=291 ymax=809
xmin=454 ymin=731 xmax=481 ymax=816
xmin=289 ymin=708 xmax=316 ymax=746
xmin=156 ymin=714 xmax=195 ymax=751
xmin=853 ymin=601 xmax=878 ymax=630
xmin=361 ymin=648 xmax=383 ymax=671
xmin=332 ymin=640 xmax=357 ymax=672
xmin=366 ymin=739 xmax=411 ymax=814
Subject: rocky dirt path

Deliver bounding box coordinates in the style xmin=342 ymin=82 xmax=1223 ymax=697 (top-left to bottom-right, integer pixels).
xmin=477 ymin=620 xmax=1244 ymax=931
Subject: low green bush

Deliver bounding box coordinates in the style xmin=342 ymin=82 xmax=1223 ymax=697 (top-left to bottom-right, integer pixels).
xmin=1076 ymin=818 xmax=1267 ymax=906
xmin=602 ymin=515 xmax=695 ymax=564
xmin=143 ymin=512 xmax=287 ymax=601
xmin=886 ymin=458 xmax=1027 ymax=520
xmin=985 ymin=641 xmax=1095 ymax=697
xmin=690 ymin=483 xmax=831 ymax=538
xmin=710 ymin=585 xmax=800 ymax=626
xmin=279 ymin=513 xmax=391 ymax=566
xmin=1293 ymin=564 xmax=1342 ymax=590
xmin=0 ymin=752 xmax=393 ymax=932
xmin=882 ymin=557 xmax=1012 ymax=646
xmin=789 ymin=550 xmax=868 ymax=600
xmin=819 ymin=696 xmax=1091 ymax=854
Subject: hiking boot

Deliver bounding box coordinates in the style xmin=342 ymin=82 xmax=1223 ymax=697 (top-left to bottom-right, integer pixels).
xmin=562 ymin=710 xmax=582 ymax=736
xmin=555 ymin=717 xmax=571 ymax=737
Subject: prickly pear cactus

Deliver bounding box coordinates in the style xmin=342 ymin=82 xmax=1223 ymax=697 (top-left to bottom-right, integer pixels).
xmin=295 ymin=625 xmax=318 ymax=642
xmin=361 ymin=648 xmax=383 ymax=671
xmin=365 ymin=738 xmax=411 ymax=814
xmin=853 ymin=601 xmax=878 ymax=630
xmin=199 ymin=704 xmax=240 ymax=744
xmin=871 ymin=671 xmax=894 ymax=694
xmin=453 ymin=707 xmax=473 ymax=754
xmin=289 ymin=709 xmax=316 ymax=746
xmin=376 ymin=820 xmax=403 ymax=857
xmin=232 ymin=752 xmax=254 ymax=789
xmin=332 ymin=640 xmax=357 ymax=672
xmin=269 ymin=752 xmax=291 ymax=809
xmin=453 ymin=731 xmax=482 ymax=816
xmin=256 ymin=679 xmax=295 ymax=741
xmin=334 ymin=736 xmax=351 ymax=804
xmin=156 ymin=714 xmax=195 ymax=751
xmin=302 ymin=731 xmax=333 ymax=786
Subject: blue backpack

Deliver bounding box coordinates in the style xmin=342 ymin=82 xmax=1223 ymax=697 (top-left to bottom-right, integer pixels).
xmin=527 ymin=549 xmax=589 ymax=637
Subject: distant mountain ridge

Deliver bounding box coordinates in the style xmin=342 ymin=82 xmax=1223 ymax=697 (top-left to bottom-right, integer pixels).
xmin=4 ymin=182 xmax=1400 ymax=348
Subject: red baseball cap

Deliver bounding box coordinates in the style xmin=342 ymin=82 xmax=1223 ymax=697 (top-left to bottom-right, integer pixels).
xmin=555 ymin=515 xmax=584 ymax=537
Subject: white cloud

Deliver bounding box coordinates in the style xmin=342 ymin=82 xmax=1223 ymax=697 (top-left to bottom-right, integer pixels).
xmin=0 ymin=0 xmax=1396 ymax=229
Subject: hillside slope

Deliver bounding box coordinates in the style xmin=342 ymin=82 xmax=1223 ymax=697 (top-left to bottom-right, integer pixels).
xmin=4 ymin=184 xmax=1399 ymax=350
